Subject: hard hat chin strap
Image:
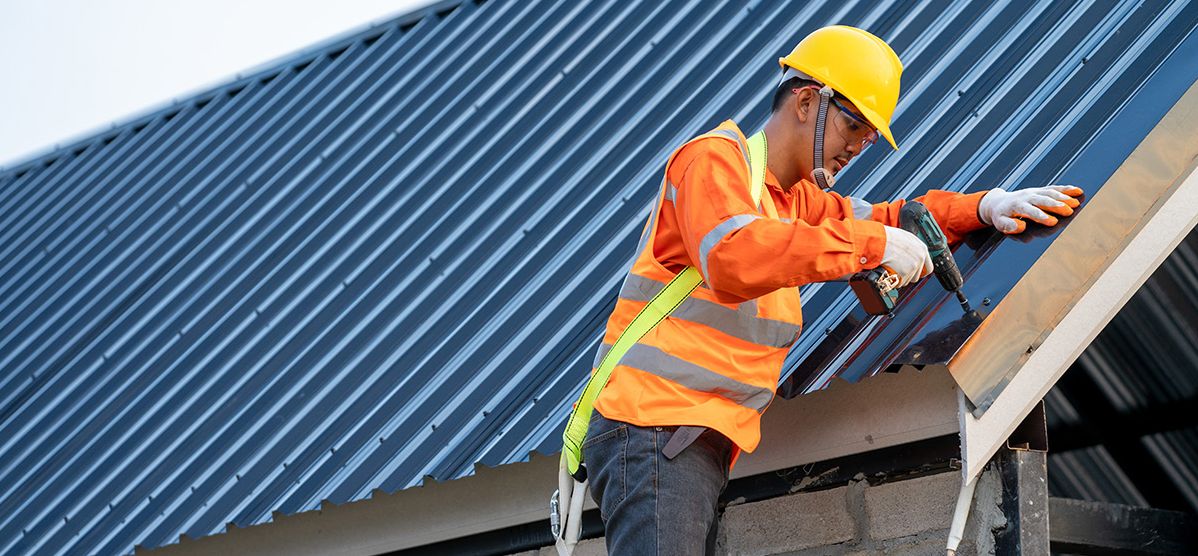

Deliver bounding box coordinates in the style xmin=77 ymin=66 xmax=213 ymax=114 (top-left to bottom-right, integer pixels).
xmin=812 ymin=85 xmax=836 ymax=190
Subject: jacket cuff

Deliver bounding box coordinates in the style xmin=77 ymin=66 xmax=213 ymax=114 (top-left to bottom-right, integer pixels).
xmin=852 ymin=218 xmax=887 ymax=270
xmin=948 ymin=190 xmax=990 ymax=235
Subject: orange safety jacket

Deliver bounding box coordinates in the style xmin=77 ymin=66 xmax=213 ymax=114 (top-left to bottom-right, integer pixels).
xmin=592 ymin=120 xmax=987 ymax=462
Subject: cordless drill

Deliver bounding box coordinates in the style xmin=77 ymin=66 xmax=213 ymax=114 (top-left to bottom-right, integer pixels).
xmin=849 ymin=201 xmax=971 ymax=315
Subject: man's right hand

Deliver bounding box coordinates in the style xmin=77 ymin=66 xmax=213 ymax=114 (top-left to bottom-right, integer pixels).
xmin=880 ymin=226 xmax=933 ymax=287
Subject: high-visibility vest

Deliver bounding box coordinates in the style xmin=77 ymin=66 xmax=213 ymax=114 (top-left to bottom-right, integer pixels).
xmin=562 ymin=121 xmax=802 ymax=476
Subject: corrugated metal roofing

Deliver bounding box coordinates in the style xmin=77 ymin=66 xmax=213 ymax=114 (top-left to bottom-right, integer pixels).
xmin=780 ymin=0 xmax=1198 ymax=399
xmin=1046 ymin=229 xmax=1198 ymax=514
xmin=0 ymin=0 xmax=1196 ymax=554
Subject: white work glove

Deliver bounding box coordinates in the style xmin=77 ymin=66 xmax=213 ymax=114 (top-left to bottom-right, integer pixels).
xmin=880 ymin=226 xmax=934 ymax=288
xmin=977 ymin=185 xmax=1084 ymax=234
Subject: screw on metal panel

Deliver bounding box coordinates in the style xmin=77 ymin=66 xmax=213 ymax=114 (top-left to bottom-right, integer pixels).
xmin=982 ymin=297 xmax=992 ymax=306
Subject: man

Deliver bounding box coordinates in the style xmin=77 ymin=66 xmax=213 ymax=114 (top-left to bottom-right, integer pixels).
xmin=560 ymin=25 xmax=1083 ymax=555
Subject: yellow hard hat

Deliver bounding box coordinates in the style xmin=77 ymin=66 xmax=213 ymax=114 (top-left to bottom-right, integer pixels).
xmin=779 ymin=26 xmax=903 ymax=150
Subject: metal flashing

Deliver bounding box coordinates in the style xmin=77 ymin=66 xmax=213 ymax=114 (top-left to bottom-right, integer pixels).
xmin=959 ymin=78 xmax=1198 ymax=480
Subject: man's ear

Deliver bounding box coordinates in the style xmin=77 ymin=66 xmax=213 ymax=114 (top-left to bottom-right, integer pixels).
xmin=794 ymin=89 xmax=813 ymax=124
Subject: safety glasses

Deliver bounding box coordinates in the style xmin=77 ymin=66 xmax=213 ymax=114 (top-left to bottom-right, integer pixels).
xmin=796 ymin=86 xmax=879 ymax=150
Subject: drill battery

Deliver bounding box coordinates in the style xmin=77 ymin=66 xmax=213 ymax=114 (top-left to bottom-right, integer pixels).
xmin=849 ymin=267 xmax=901 ymax=315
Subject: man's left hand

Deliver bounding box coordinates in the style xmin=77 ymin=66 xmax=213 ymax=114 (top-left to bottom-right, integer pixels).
xmin=977 ymin=185 xmax=1084 ymax=234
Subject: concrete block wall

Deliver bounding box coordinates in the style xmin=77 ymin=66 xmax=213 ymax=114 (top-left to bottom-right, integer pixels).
xmin=518 ymin=466 xmax=1008 ymax=555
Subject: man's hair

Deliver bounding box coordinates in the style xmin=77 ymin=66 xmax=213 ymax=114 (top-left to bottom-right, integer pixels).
xmin=772 ymin=76 xmax=821 ymax=112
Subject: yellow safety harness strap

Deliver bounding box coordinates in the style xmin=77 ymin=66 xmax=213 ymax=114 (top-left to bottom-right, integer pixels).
xmin=560 ymin=131 xmax=768 ymax=479
xmin=746 ymin=130 xmax=767 ymax=209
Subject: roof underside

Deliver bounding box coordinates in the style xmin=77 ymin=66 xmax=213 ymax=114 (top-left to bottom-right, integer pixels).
xmin=0 ymin=0 xmax=1195 ymax=554
xmin=1045 ymin=227 xmax=1198 ymax=514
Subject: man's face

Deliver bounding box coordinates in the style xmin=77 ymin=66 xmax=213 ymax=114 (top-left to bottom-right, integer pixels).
xmin=824 ymin=98 xmax=878 ymax=174
xmin=794 ymin=87 xmax=879 ymax=176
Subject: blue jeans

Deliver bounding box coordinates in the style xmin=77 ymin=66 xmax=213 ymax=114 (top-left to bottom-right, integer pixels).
xmin=582 ymin=411 xmax=734 ymax=555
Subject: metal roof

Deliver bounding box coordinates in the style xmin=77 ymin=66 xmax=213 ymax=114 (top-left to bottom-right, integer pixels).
xmin=1046 ymin=228 xmax=1198 ymax=514
xmin=0 ymin=0 xmax=1196 ymax=554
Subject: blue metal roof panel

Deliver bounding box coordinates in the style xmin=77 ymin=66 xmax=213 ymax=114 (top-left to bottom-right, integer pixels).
xmin=0 ymin=0 xmax=1196 ymax=554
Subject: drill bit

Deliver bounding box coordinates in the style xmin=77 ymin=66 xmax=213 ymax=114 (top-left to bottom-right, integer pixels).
xmin=955 ymin=290 xmax=972 ymax=313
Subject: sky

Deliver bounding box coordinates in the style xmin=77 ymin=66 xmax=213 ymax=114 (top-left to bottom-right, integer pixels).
xmin=0 ymin=0 xmax=434 ymax=169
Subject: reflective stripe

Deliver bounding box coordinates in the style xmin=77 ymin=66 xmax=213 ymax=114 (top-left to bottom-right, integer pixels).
xmin=848 ymin=196 xmax=873 ymax=220
xmin=779 ymin=217 xmax=792 ymax=224
xmin=665 ymin=182 xmax=678 ymax=203
xmin=710 ymin=128 xmax=762 ymax=209
xmin=592 ymin=340 xmax=608 ymax=368
xmin=620 ymin=274 xmax=800 ymax=348
xmin=709 ymin=128 xmax=749 ymax=162
xmin=594 ymin=343 xmax=774 ymax=412
xmin=699 ymin=214 xmax=760 ymax=280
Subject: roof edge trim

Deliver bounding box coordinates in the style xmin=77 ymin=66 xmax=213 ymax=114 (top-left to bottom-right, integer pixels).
xmin=955 ymin=76 xmax=1198 ymax=482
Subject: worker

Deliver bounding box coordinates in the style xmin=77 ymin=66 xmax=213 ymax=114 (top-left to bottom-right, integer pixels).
xmin=557 ymin=25 xmax=1083 ymax=555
